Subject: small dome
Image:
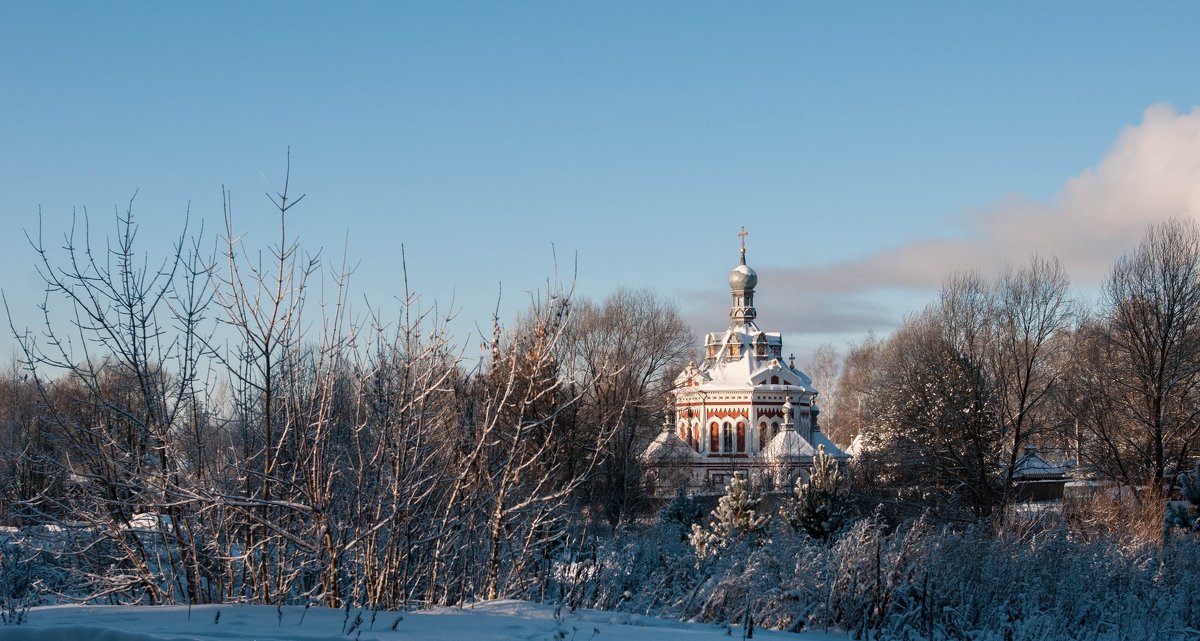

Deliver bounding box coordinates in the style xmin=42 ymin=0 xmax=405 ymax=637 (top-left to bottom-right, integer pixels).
xmin=728 ymin=263 xmax=758 ymax=290
xmin=762 ymin=430 xmax=815 ymax=463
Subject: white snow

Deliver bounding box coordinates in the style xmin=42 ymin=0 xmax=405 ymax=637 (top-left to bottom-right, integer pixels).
xmin=7 ymin=600 xmax=848 ymax=641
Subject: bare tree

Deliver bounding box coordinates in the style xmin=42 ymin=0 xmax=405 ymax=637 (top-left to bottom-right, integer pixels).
xmin=559 ymin=288 xmax=693 ymax=529
xmin=423 ymin=281 xmax=621 ymax=604
xmin=821 ymin=334 xmax=882 ymax=449
xmin=1102 ymin=218 xmax=1200 ymax=494
xmin=4 ymin=200 xmax=216 ymax=603
xmin=990 ymin=256 xmax=1074 ymax=493
xmin=1057 ymin=317 xmax=1141 ymax=487
xmin=0 ymin=363 xmax=56 ymax=526
xmin=209 ymin=159 xmax=320 ymax=603
xmin=803 ymin=342 xmax=842 ymax=434
xmin=872 ymin=309 xmax=1002 ymax=517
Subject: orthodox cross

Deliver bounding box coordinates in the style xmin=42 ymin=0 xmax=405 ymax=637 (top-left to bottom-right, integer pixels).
xmin=738 ymin=226 xmax=748 ymax=259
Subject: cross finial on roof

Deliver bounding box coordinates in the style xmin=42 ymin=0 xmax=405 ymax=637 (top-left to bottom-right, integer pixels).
xmin=738 ymin=226 xmax=748 ymax=264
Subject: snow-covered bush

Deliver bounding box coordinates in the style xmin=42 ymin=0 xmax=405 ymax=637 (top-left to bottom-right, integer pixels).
xmin=697 ymin=516 xmax=1200 ymax=640
xmin=0 ymin=540 xmax=33 ymax=624
xmin=1167 ymin=461 xmax=1200 ymax=531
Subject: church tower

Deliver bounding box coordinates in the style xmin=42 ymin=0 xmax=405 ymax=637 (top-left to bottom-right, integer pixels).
xmin=728 ymin=227 xmax=757 ymax=327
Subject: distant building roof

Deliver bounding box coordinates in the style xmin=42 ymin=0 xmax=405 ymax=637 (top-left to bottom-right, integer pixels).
xmin=1012 ymin=445 xmax=1071 ymax=480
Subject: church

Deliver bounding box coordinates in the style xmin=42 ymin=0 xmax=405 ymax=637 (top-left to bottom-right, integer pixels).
xmin=641 ymin=230 xmax=849 ymax=494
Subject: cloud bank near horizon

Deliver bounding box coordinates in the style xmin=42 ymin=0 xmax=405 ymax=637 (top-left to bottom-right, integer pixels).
xmin=687 ymin=104 xmax=1200 ymax=345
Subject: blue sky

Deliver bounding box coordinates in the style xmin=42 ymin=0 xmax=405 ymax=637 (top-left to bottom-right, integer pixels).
xmin=4 ymin=2 xmax=1200 ymax=362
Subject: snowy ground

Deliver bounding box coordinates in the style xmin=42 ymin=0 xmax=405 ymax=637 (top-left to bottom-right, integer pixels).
xmin=8 ymin=600 xmax=847 ymax=641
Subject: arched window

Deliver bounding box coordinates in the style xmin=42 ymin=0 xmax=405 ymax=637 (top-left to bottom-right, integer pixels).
xmin=770 ymin=375 xmax=779 ymax=385
xmin=771 ymin=421 xmax=780 ymax=436
xmin=736 ymin=422 xmax=746 ymax=452
xmin=723 ymin=422 xmax=734 ymax=452
xmin=692 ymin=424 xmax=701 ymax=451
xmin=710 ymin=423 xmax=720 ymax=452
xmin=759 ymin=421 xmax=768 ymax=449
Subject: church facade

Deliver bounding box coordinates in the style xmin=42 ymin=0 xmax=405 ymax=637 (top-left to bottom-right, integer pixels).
xmin=642 ymin=230 xmax=849 ymax=494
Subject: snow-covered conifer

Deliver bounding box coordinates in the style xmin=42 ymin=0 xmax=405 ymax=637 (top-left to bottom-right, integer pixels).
xmin=689 ymin=476 xmax=770 ymax=559
xmin=788 ymin=445 xmax=852 ymax=540
xmin=660 ymin=489 xmax=705 ymax=541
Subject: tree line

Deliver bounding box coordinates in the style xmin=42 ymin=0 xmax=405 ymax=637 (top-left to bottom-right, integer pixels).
xmin=818 ymin=218 xmax=1200 ymax=521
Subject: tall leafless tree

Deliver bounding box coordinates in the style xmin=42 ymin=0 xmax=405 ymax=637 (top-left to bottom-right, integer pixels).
xmin=1102 ymin=218 xmax=1200 ymax=494
xmin=559 ymin=288 xmax=693 ymax=529
xmin=990 ymin=256 xmax=1074 ymax=494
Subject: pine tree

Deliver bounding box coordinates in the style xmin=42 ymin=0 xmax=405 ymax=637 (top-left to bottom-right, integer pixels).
xmin=788 ymin=445 xmax=852 ymax=540
xmin=660 ymin=488 xmax=705 ymax=541
xmin=689 ymin=476 xmax=771 ymax=559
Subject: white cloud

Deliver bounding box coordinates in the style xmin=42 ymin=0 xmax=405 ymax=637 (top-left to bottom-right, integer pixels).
xmin=693 ymin=104 xmax=1200 ymax=341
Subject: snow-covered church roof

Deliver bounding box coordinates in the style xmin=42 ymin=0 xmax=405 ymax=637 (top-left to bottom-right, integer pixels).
xmin=762 ymin=430 xmax=816 ymax=463
xmin=810 ymin=430 xmax=850 ymax=461
xmin=761 ymin=398 xmax=815 ymax=463
xmin=640 ymin=414 xmax=702 ymax=464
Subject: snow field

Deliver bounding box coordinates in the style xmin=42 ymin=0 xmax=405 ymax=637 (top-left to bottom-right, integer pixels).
xmin=7 ymin=600 xmax=847 ymax=641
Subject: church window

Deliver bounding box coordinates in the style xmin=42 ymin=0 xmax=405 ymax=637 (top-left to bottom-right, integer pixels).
xmin=771 ymin=421 xmax=780 ymax=436
xmin=771 ymin=375 xmax=779 ymax=385
xmin=736 ymin=422 xmax=746 ymax=452
xmin=755 ymin=340 xmax=767 ymax=358
xmin=710 ymin=423 xmax=720 ymax=452
xmin=759 ymin=421 xmax=767 ymax=449
xmin=723 ymin=422 xmax=733 ymax=452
